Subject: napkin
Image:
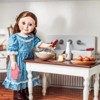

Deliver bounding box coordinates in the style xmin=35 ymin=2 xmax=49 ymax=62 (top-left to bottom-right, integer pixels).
xmin=11 ymin=64 xmax=20 ymax=80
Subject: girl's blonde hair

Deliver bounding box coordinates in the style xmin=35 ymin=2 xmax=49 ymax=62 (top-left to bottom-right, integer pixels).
xmin=13 ymin=11 xmax=37 ymax=35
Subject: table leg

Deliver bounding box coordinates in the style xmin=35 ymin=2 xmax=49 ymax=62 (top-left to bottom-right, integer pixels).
xmin=27 ymin=70 xmax=33 ymax=100
xmin=42 ymin=73 xmax=47 ymax=96
xmin=94 ymin=73 xmax=99 ymax=100
xmin=83 ymin=77 xmax=90 ymax=100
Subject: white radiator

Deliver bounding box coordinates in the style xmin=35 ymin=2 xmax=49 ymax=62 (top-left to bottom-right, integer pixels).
xmin=49 ymin=74 xmax=94 ymax=89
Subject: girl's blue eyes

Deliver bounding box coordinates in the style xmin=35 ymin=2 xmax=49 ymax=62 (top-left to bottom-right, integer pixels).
xmin=22 ymin=22 xmax=32 ymax=26
xmin=29 ymin=24 xmax=32 ymax=26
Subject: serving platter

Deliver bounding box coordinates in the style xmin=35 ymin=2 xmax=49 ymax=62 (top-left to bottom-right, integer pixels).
xmin=71 ymin=60 xmax=96 ymax=65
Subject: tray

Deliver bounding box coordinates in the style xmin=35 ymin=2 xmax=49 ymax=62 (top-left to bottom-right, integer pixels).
xmin=71 ymin=60 xmax=96 ymax=65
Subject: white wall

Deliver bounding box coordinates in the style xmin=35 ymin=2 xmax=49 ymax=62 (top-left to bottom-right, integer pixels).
xmin=0 ymin=1 xmax=100 ymax=53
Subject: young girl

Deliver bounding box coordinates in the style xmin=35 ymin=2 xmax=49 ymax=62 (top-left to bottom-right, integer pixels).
xmin=3 ymin=11 xmax=54 ymax=100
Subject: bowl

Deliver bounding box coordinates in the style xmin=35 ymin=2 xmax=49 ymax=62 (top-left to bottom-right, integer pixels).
xmin=35 ymin=51 xmax=55 ymax=60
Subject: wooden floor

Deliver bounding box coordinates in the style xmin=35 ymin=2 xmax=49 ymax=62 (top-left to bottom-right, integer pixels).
xmin=33 ymin=87 xmax=100 ymax=100
xmin=0 ymin=83 xmax=14 ymax=100
xmin=0 ymin=83 xmax=100 ymax=100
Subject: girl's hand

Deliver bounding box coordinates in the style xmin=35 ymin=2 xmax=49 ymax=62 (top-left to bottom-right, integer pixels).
xmin=11 ymin=62 xmax=18 ymax=70
xmin=46 ymin=43 xmax=56 ymax=50
xmin=47 ymin=39 xmax=58 ymax=50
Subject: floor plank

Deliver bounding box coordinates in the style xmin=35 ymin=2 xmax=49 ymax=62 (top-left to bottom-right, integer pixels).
xmin=0 ymin=83 xmax=14 ymax=100
xmin=33 ymin=86 xmax=95 ymax=100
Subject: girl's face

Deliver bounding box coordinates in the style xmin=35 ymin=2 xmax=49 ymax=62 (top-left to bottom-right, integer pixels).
xmin=18 ymin=16 xmax=35 ymax=35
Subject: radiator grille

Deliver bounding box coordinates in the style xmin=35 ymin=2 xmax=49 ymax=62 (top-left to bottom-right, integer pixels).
xmin=49 ymin=74 xmax=94 ymax=89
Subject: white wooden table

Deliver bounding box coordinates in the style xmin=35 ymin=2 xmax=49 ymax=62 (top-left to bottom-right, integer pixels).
xmin=25 ymin=59 xmax=100 ymax=100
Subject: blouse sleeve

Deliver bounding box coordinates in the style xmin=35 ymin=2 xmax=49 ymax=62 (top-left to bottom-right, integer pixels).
xmin=33 ymin=35 xmax=42 ymax=47
xmin=8 ymin=35 xmax=19 ymax=55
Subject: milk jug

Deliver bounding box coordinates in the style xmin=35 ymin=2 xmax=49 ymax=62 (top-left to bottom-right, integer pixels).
xmin=65 ymin=41 xmax=71 ymax=60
